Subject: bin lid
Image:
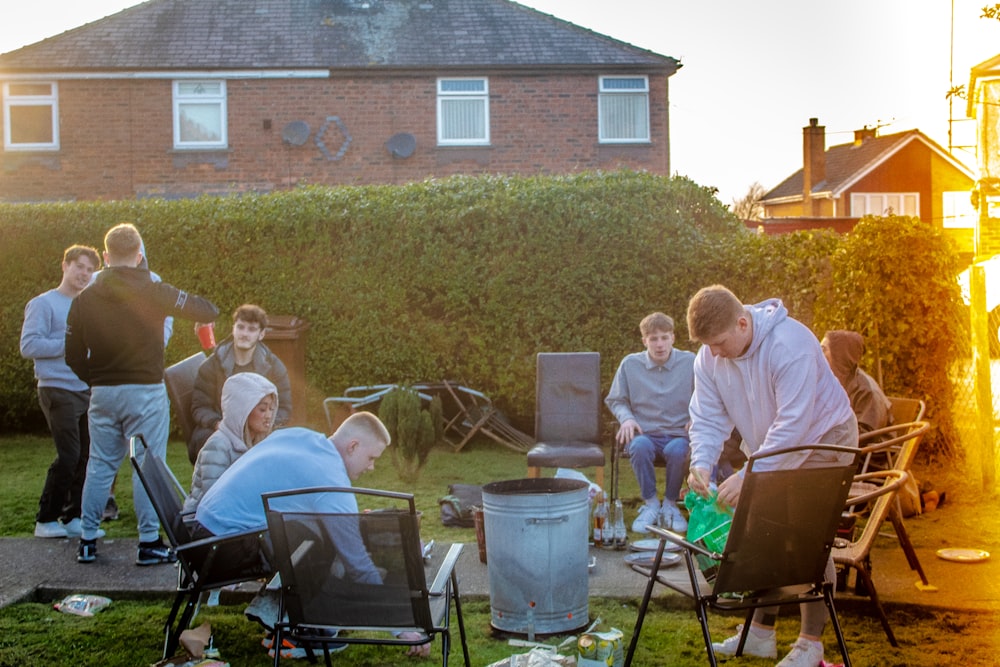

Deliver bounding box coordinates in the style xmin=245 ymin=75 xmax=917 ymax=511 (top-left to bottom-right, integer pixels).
xmin=266 ymin=315 xmax=310 ymax=339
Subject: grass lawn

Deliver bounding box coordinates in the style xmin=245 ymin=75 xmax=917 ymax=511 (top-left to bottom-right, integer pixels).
xmin=0 ymin=434 xmax=994 ymax=666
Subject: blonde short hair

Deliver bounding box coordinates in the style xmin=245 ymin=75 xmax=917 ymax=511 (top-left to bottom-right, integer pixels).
xmin=687 ymin=285 xmax=745 ymax=342
xmin=334 ymin=411 xmax=391 ymax=447
xmin=104 ymin=223 xmax=142 ymax=265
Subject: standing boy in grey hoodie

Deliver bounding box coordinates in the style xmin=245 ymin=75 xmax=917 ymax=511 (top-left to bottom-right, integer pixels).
xmin=685 ymin=285 xmax=857 ymax=667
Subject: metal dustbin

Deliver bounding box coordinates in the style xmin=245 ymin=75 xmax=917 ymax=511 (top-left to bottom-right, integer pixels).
xmin=482 ymin=478 xmax=589 ymax=636
xmin=264 ymin=315 xmax=309 ymax=426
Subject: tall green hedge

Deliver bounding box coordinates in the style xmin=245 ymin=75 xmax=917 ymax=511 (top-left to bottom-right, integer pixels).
xmin=0 ymin=172 xmax=965 ymax=457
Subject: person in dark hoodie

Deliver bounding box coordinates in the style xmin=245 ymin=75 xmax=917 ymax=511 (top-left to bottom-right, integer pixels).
xmin=188 ymin=304 xmax=292 ymax=463
xmin=66 ymin=222 xmax=218 ymax=566
xmin=821 ymin=330 xmax=893 ymax=437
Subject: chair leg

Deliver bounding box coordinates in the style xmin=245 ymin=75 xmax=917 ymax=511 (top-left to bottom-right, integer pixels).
xmin=162 ymin=590 xmax=190 ymax=659
xmin=890 ymin=511 xmax=930 ymax=586
xmin=624 ymin=554 xmax=662 ymax=667
xmin=451 ymin=571 xmax=471 ymax=667
xmin=527 ymin=466 xmax=541 ymax=479
xmin=854 ymin=564 xmax=898 ymax=647
xmin=698 ymin=602 xmax=719 ymax=667
xmin=822 ymin=584 xmax=852 ymax=667
xmin=593 ymin=466 xmax=604 ymax=490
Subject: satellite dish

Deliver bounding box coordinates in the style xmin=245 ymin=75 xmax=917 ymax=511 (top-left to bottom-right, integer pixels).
xmin=282 ymin=121 xmax=311 ymax=146
xmin=385 ymin=132 xmax=416 ymax=159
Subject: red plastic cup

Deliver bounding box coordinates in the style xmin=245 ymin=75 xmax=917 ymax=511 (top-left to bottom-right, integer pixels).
xmin=196 ymin=322 xmax=216 ymax=350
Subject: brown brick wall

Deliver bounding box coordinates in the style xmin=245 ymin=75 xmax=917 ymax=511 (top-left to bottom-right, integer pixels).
xmin=0 ymin=72 xmax=670 ymax=201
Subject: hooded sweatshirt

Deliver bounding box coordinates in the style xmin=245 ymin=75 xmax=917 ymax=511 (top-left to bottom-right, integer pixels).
xmin=823 ymin=330 xmax=892 ymax=435
xmin=183 ymin=372 xmax=278 ymax=513
xmin=66 ymin=266 xmax=217 ymax=386
xmin=688 ymin=299 xmax=855 ymax=473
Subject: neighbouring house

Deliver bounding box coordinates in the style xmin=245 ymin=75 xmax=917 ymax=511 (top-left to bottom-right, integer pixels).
xmin=0 ymin=0 xmax=680 ymax=202
xmin=757 ymin=118 xmax=977 ymax=257
xmin=968 ymin=52 xmax=1000 ymax=257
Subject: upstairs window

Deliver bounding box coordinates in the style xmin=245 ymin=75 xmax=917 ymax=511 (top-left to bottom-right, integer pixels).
xmin=850 ymin=192 xmax=919 ymax=217
xmin=599 ymin=75 xmax=649 ymax=143
xmin=173 ymin=80 xmax=227 ymax=149
xmin=3 ymin=82 xmax=59 ymax=151
xmin=942 ymin=191 xmax=977 ymax=228
xmin=437 ymin=78 xmax=489 ymax=146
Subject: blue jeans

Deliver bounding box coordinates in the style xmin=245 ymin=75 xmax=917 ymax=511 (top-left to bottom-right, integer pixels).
xmin=36 ymin=387 xmax=91 ymax=523
xmin=627 ymin=434 xmax=690 ymax=503
xmin=81 ymin=383 xmax=169 ymax=543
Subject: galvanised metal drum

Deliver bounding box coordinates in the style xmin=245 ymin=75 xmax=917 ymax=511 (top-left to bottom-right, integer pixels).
xmin=482 ymin=477 xmax=589 ymax=636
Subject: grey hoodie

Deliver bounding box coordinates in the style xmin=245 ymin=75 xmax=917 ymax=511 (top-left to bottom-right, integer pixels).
xmin=688 ymin=299 xmax=855 ymax=473
xmin=184 ymin=372 xmax=278 ymax=513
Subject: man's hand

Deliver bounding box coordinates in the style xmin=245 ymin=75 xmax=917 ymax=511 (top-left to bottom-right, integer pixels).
xmin=716 ymin=473 xmax=744 ymax=508
xmin=400 ymin=632 xmax=430 ymax=658
xmin=687 ymin=466 xmax=712 ymax=497
xmin=616 ymin=419 xmax=642 ymax=446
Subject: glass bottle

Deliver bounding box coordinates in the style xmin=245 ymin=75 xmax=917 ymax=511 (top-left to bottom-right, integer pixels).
xmin=612 ymin=498 xmax=627 ymax=549
xmin=593 ymin=491 xmax=608 ymax=546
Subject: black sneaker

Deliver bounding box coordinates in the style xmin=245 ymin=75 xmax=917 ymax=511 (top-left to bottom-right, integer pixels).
xmin=136 ymin=538 xmax=177 ymax=566
xmin=102 ymin=496 xmax=120 ymax=522
xmin=77 ymin=538 xmax=97 ymax=564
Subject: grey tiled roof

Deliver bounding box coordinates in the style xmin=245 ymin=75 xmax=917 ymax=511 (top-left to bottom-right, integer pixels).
xmin=763 ymin=130 xmax=944 ymax=201
xmin=0 ymin=0 xmax=679 ymax=72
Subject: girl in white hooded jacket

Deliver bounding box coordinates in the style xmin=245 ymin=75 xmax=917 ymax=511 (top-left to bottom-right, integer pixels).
xmin=183 ymin=372 xmax=277 ymax=514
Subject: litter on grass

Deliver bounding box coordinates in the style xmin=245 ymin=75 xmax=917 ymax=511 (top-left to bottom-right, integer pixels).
xmin=53 ymin=594 xmax=111 ymax=617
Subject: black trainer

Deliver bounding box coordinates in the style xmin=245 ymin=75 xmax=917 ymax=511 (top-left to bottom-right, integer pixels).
xmin=136 ymin=538 xmax=177 ymax=566
xmin=77 ymin=538 xmax=97 ymax=564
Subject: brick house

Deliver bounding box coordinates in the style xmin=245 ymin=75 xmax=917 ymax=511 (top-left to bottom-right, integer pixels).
xmin=0 ymin=0 xmax=680 ymax=202
xmin=758 ymin=118 xmax=976 ymax=255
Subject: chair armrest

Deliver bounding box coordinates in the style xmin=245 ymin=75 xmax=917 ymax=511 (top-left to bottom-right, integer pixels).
xmin=175 ymin=526 xmax=268 ymax=554
xmin=844 ymin=470 xmax=907 ymax=507
xmin=647 ymin=525 xmax=719 ymax=560
xmin=428 ymin=543 xmax=464 ymax=597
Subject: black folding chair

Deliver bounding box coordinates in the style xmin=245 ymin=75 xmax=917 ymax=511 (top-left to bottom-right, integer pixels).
xmin=129 ymin=434 xmax=270 ymax=659
xmin=263 ymin=486 xmax=470 ymax=667
xmin=626 ymin=444 xmax=858 ymax=667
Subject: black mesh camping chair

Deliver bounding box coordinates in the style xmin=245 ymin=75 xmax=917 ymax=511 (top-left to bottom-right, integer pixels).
xmin=262 ymin=486 xmax=470 ymax=667
xmin=129 ymin=434 xmax=270 ymax=659
xmin=625 ymin=444 xmax=859 ymax=667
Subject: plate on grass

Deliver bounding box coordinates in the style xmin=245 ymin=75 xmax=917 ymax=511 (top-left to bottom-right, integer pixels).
xmin=630 ymin=538 xmax=681 ymax=552
xmin=936 ymin=548 xmax=990 ymax=563
xmin=623 ymin=551 xmax=681 ymax=569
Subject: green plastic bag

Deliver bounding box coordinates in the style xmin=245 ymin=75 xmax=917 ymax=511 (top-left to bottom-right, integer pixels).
xmin=684 ymin=489 xmax=734 ymax=577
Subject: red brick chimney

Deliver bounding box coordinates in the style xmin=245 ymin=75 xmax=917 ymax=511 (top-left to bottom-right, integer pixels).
xmin=854 ymin=127 xmax=877 ymax=144
xmin=802 ymin=118 xmax=826 ymax=217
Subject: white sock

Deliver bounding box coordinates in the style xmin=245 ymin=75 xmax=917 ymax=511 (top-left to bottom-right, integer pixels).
xmin=749 ymin=625 xmax=775 ymax=639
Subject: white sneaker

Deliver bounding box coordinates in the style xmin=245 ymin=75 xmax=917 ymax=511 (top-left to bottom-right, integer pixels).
xmin=712 ymin=624 xmax=777 ymax=658
xmin=34 ymin=521 xmax=68 ymax=539
xmin=61 ymin=519 xmax=105 ymax=539
xmin=776 ymin=638 xmax=824 ymax=667
xmin=661 ymin=503 xmax=688 ymax=532
xmin=631 ymin=504 xmax=660 ymax=533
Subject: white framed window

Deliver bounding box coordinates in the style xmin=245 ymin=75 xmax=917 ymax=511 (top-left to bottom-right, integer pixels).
xmin=172 ymin=80 xmax=227 ymax=149
xmin=3 ymin=82 xmax=59 ymax=151
xmin=599 ymin=75 xmax=650 ymax=143
xmin=850 ymin=192 xmax=919 ymax=217
xmin=437 ymin=78 xmax=489 ymax=146
xmin=942 ymin=191 xmax=977 ymax=228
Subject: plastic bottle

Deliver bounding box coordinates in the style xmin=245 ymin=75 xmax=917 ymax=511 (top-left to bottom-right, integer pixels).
xmin=593 ymin=491 xmax=608 ymax=545
xmin=612 ymin=498 xmax=627 ymax=549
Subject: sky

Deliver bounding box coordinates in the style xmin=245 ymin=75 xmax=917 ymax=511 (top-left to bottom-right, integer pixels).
xmin=1 ymin=0 xmax=998 ymax=206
